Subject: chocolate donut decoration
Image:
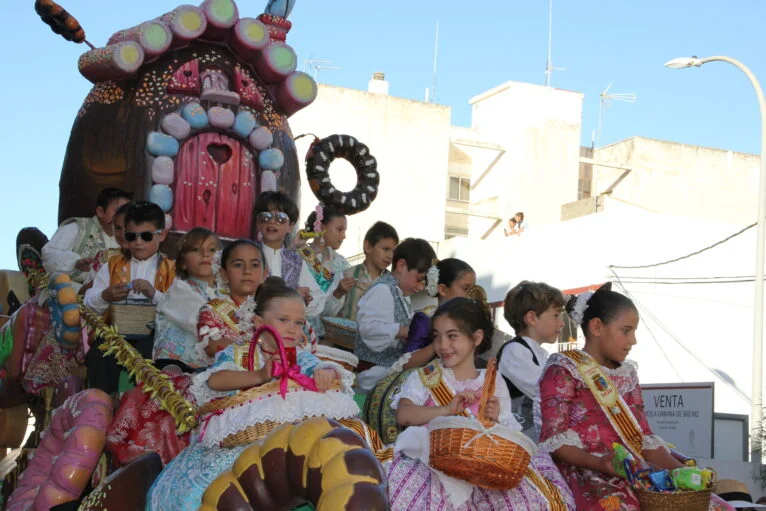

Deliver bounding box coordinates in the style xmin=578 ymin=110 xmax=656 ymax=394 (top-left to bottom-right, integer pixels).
xmin=200 ymin=417 xmax=389 ymax=510
xmin=306 ymin=135 xmax=380 ymax=215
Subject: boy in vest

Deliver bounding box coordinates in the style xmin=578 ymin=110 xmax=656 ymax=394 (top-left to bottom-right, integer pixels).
xmin=356 ymin=238 xmax=436 ymax=389
xmin=497 ymin=281 xmax=565 ymax=439
xmin=330 ymin=221 xmax=399 ymax=321
xmin=42 ymin=188 xmax=132 ymax=289
xmin=252 ymin=191 xmax=323 ymax=317
xmin=84 ymin=201 xmax=175 ymax=314
xmin=84 ymin=201 xmax=175 ymax=394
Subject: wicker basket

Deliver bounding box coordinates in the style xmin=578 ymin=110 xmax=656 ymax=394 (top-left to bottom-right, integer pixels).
xmin=198 ymin=325 xmax=340 ymax=447
xmin=108 ymin=300 xmax=155 ymax=336
xmin=428 ymin=359 xmax=535 ymax=490
xmin=636 ymin=488 xmax=711 ymax=511
xmin=315 ymin=345 xmax=359 ymax=372
xmin=322 ymin=317 xmax=359 ymax=350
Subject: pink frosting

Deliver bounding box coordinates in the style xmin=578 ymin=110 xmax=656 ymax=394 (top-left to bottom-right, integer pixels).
xmin=7 ymin=389 xmax=113 ymax=510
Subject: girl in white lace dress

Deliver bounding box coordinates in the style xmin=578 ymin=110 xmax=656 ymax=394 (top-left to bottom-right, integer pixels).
xmin=146 ymin=277 xmax=357 ymax=510
xmin=388 ymin=297 xmax=575 ymax=511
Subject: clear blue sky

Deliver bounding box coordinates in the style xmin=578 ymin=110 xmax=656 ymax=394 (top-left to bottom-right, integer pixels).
xmin=1 ymin=0 xmax=764 ymax=270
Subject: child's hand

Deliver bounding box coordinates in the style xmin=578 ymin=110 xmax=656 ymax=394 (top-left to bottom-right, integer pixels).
xmin=482 ymin=396 xmax=500 ymax=423
xmin=397 ymin=326 xmax=409 ymax=340
xmin=75 ymin=257 xmax=95 ymax=272
xmin=445 ymin=390 xmax=476 ymax=416
xmin=313 ymin=368 xmax=338 ymax=391
xmin=102 ymin=283 xmax=130 ymax=303
xmin=598 ymin=452 xmax=618 ymax=478
xmin=297 ymin=287 xmax=313 ymax=304
xmin=131 ymin=279 xmax=156 ymax=299
xmin=332 ymin=277 xmax=356 ymax=299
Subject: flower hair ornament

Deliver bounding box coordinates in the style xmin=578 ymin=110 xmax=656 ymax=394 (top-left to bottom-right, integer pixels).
xmin=426 ymin=259 xmax=440 ymax=297
xmin=569 ymin=291 xmax=594 ymax=326
xmin=211 ymin=249 xmax=223 ymax=276
xmin=313 ymin=203 xmax=324 ymax=234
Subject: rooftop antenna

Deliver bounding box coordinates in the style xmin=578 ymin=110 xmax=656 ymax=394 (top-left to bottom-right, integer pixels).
xmin=429 ymin=21 xmax=440 ymax=103
xmin=597 ymin=82 xmax=636 ymax=146
xmin=304 ymin=59 xmax=340 ymax=81
xmin=544 ymin=0 xmax=565 ymax=87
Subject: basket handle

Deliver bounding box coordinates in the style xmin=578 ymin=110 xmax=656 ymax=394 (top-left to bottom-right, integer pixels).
xmin=250 ymin=324 xmax=284 ymax=371
xmin=477 ymin=358 xmax=498 ymax=427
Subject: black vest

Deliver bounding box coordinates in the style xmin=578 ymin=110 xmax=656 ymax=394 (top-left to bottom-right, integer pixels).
xmin=496 ymin=336 xmax=539 ymax=399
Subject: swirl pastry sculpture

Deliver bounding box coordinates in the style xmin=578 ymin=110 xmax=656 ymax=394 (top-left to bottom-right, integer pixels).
xmin=200 ymin=417 xmax=389 ymax=510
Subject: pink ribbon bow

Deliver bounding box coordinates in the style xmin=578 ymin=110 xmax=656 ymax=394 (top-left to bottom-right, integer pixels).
xmin=254 ymin=325 xmax=318 ymax=398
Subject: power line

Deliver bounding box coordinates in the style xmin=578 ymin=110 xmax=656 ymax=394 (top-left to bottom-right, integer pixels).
xmin=611 ymin=271 xmax=751 ymax=403
xmin=609 ymin=223 xmax=756 ymax=270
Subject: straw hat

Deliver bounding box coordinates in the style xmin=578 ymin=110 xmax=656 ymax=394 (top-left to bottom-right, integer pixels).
xmin=713 ymin=479 xmax=766 ymax=508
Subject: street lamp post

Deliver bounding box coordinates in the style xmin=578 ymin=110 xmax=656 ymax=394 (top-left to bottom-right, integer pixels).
xmin=665 ymin=56 xmax=766 ymax=463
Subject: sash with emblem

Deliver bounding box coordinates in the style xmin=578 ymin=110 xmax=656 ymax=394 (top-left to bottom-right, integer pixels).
xmin=560 ymin=350 xmax=645 ymax=460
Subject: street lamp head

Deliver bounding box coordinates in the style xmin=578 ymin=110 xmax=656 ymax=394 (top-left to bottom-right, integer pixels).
xmin=665 ymin=57 xmax=703 ymax=69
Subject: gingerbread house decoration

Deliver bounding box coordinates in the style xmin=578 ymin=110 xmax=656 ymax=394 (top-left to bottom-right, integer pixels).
xmin=58 ymin=0 xmax=317 ymax=239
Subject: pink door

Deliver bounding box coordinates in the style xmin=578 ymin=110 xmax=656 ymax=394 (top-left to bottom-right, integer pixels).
xmin=173 ymin=132 xmax=258 ymax=238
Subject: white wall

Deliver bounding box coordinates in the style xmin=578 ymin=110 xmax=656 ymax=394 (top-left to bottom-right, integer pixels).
xmin=289 ymin=84 xmax=452 ymax=257
xmin=467 ymin=81 xmax=584 ymax=235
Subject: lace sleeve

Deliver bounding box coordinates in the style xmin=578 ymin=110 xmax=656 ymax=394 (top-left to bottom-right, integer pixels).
xmin=643 ymin=434 xmax=667 ymax=451
xmin=188 ymin=361 xmax=243 ymax=406
xmin=390 ymin=370 xmax=429 ymax=410
xmin=539 ymin=429 xmax=585 ymax=453
xmin=388 ymin=352 xmax=413 ymax=374
xmin=314 ymin=360 xmax=356 ymax=395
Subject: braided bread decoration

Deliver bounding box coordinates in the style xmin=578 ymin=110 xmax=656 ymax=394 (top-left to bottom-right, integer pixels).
xmin=200 ymin=417 xmax=389 ymax=510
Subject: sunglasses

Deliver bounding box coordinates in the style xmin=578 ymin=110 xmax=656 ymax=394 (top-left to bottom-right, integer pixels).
xmin=125 ymin=230 xmax=163 ymax=242
xmin=256 ymin=211 xmax=290 ymax=224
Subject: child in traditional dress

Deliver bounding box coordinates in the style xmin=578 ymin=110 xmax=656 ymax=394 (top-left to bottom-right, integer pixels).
xmin=152 ymin=228 xmax=223 ymax=371
xmin=536 ymin=283 xmax=733 ymax=511
xmin=498 ymin=281 xmax=565 ymax=440
xmin=84 ymin=201 xmax=175 ymax=314
xmin=336 ymin=221 xmax=398 ymax=321
xmin=356 ymin=238 xmax=436 ymax=388
xmin=388 ymin=297 xmax=575 ymax=511
xmin=197 ymin=239 xmax=266 ymax=358
xmin=297 ymin=203 xmax=353 ymax=336
xmin=146 ymin=277 xmax=357 ymax=510
xmin=252 ymin=191 xmax=324 ymax=317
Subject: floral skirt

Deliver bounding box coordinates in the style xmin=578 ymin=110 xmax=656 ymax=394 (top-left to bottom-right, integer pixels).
xmin=387 ymin=452 xmax=576 ymax=511
xmin=146 ymin=435 xmax=249 ymax=510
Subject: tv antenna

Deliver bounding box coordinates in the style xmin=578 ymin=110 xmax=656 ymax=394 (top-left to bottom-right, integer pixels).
xmin=597 ymin=82 xmax=636 ymax=146
xmin=304 ymin=59 xmax=340 ymax=81
xmin=427 ymin=21 xmax=440 ymax=103
xmin=544 ymin=0 xmax=565 ymax=87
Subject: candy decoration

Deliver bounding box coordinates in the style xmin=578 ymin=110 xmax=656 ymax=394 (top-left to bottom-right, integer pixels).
xmin=199 ymin=418 xmax=388 ymax=511
xmin=277 ymin=71 xmax=317 ymax=116
xmin=229 ymin=18 xmax=271 ymax=61
xmin=34 ymin=0 xmax=88 ymax=45
xmin=78 ymin=303 xmax=197 ymax=434
xmin=254 ymin=42 xmax=298 ymax=84
xmin=48 ymin=273 xmax=81 ymax=350
xmin=157 ymin=5 xmax=207 ymax=44
xmin=107 ymin=21 xmax=172 ymax=60
xmin=79 ymin=453 xmax=163 ymax=511
xmin=200 ymin=0 xmax=239 ymax=40
xmin=305 ymin=135 xmax=380 ymax=215
xmin=6 ymin=389 xmax=113 ymax=511
xmin=78 ymin=42 xmax=145 ymax=83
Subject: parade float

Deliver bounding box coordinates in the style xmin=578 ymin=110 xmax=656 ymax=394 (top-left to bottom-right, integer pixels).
xmin=0 ymin=0 xmax=389 ymax=508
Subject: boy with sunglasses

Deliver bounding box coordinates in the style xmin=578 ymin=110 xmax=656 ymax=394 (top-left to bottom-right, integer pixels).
xmin=84 ymin=201 xmax=176 ymax=314
xmin=252 ymin=191 xmax=323 ymax=317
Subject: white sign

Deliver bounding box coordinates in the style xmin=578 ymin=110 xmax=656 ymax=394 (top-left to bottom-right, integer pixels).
xmin=641 ymin=382 xmax=714 ymax=458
